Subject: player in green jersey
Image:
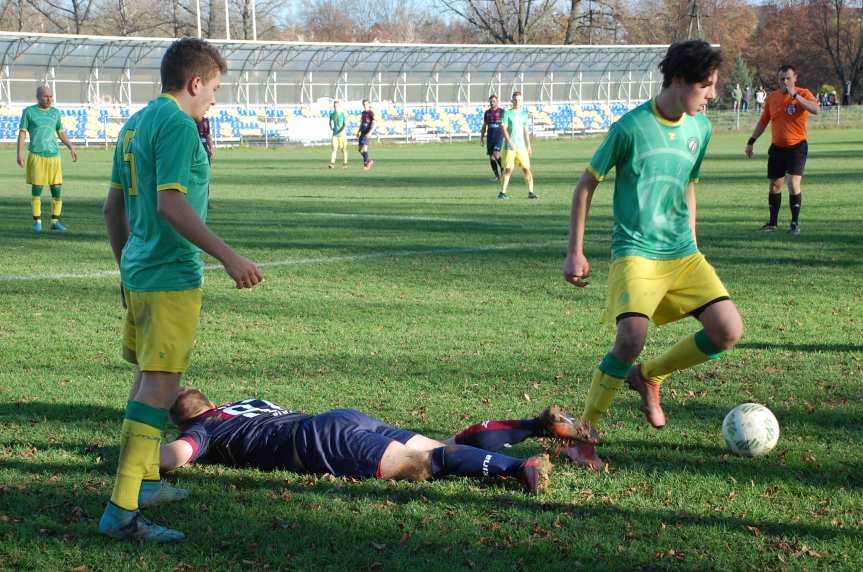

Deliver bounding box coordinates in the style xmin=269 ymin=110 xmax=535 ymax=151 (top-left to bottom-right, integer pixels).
xmin=562 ymin=40 xmax=743 ymax=469
xmin=99 ymin=38 xmax=264 ymax=543
xmin=328 ymin=99 xmax=348 ymax=168
xmin=16 ymin=85 xmax=78 ymax=233
xmin=499 ymin=91 xmax=536 ymax=200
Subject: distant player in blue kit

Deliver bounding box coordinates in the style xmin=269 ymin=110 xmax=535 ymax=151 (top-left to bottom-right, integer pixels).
xmin=480 ymin=95 xmax=504 ymax=181
xmin=159 ymin=388 xmax=563 ymax=495
xmin=357 ymin=99 xmax=375 ymax=171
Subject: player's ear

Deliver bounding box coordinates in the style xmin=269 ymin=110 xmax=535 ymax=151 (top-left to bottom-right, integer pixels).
xmin=188 ymin=76 xmax=202 ymax=97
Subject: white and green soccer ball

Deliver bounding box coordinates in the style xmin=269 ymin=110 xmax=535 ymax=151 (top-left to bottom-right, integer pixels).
xmin=722 ymin=403 xmax=780 ymax=457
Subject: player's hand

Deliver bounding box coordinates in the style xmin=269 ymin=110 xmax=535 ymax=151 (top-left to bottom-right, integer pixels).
xmin=744 ymin=144 xmax=753 ymax=159
xmin=16 ymin=153 xmax=24 ymax=168
xmin=70 ymin=147 xmax=78 ymax=162
xmin=480 ymin=138 xmax=484 ymax=146
xmin=528 ymin=146 xmax=533 ymax=157
xmin=563 ymin=252 xmax=590 ymax=288
xmin=223 ymin=253 xmax=263 ymax=289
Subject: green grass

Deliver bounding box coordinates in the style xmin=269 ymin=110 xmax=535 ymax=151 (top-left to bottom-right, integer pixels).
xmin=0 ymin=129 xmax=861 ymax=571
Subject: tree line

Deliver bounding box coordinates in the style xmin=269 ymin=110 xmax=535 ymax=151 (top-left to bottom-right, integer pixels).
xmin=2 ymin=1 xmax=861 ymax=104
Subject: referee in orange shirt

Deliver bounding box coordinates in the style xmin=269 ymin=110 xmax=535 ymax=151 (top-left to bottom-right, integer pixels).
xmin=745 ymin=65 xmax=819 ymax=235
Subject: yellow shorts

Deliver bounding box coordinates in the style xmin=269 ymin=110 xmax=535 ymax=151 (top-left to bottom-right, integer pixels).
xmin=503 ymin=149 xmax=530 ymax=170
xmin=602 ymin=253 xmax=729 ymax=326
xmin=122 ymin=288 xmax=203 ymax=374
xmin=332 ymin=135 xmax=347 ymax=151
xmin=26 ymin=154 xmax=62 ymax=186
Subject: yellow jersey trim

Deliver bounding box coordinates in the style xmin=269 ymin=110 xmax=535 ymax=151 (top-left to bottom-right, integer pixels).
xmin=159 ymin=93 xmax=179 ymax=105
xmin=587 ymin=165 xmax=605 ymax=182
xmin=690 ymin=178 xmax=700 ymax=184
xmin=157 ymin=182 xmax=188 ymax=194
xmin=651 ymin=98 xmax=685 ymax=127
xmin=110 ymin=181 xmax=122 ymax=190
xmin=19 ymin=128 xmax=27 ymax=133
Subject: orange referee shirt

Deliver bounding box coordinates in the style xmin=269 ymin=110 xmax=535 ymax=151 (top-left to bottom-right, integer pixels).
xmin=759 ymin=88 xmax=816 ymax=148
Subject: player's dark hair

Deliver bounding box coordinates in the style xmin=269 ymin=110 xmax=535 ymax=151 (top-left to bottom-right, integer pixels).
xmin=512 ymin=91 xmax=522 ymax=98
xmin=778 ymin=64 xmax=796 ymax=74
xmin=489 ymin=94 xmax=497 ymax=100
xmin=161 ymin=37 xmax=227 ymax=93
xmin=170 ymin=387 xmax=212 ymax=427
xmin=659 ymin=40 xmax=723 ymax=88
xmin=362 ymin=98 xmax=370 ymax=105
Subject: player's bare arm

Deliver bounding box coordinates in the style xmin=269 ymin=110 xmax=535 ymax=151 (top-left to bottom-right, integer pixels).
xmin=159 ymin=441 xmax=193 ymax=472
xmin=16 ymin=130 xmax=26 ymax=167
xmin=524 ymin=125 xmax=532 ymax=156
xmin=157 ymin=190 xmax=263 ymax=289
xmin=686 ymin=181 xmax=697 ymax=247
xmin=745 ymin=121 xmax=768 ymax=158
xmin=58 ymin=130 xmax=78 ymax=162
xmin=103 ymin=187 xmax=128 ymax=267
xmin=480 ymin=121 xmax=486 ymax=145
xmin=563 ymin=169 xmax=599 ymax=288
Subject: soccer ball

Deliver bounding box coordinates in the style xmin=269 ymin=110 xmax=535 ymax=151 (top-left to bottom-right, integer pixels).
xmin=722 ymin=403 xmax=780 ymax=457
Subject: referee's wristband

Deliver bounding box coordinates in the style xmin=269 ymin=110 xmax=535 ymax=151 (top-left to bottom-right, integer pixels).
xmin=747 ymin=137 xmax=756 ymax=146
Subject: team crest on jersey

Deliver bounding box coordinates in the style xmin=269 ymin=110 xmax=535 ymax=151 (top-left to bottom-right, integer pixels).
xmin=687 ymin=137 xmax=699 ymax=155
xmin=668 ymin=132 xmax=677 ymax=141
xmin=786 ymin=104 xmax=797 ymax=115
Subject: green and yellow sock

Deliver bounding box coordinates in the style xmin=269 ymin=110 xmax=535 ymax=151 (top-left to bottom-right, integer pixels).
xmin=581 ymin=353 xmax=630 ymax=427
xmin=30 ymin=186 xmax=43 ymax=220
xmin=641 ymin=329 xmax=724 ymax=384
xmin=109 ymin=400 xmax=167 ymax=511
xmin=50 ymin=186 xmax=62 ymax=221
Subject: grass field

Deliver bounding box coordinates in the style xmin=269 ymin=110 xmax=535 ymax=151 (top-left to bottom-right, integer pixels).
xmin=0 ymin=128 xmax=861 ymax=571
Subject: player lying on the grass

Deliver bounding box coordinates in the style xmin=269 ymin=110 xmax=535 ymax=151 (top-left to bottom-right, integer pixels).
xmin=156 ymin=389 xmax=587 ymax=497
xmin=562 ymin=39 xmax=743 ymax=470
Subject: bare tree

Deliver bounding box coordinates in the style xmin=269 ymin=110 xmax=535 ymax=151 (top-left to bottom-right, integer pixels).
xmin=440 ymin=0 xmax=559 ymax=44
xmin=809 ymin=0 xmax=863 ymax=97
xmin=27 ymin=0 xmax=98 ymax=34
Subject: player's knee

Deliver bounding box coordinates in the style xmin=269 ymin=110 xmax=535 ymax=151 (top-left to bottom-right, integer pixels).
xmin=714 ymin=316 xmax=743 ymax=350
xmin=381 ymin=449 xmax=432 ymax=482
xmin=614 ymin=328 xmax=647 ymax=361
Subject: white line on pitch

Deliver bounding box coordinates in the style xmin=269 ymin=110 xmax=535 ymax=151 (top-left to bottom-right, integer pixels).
xmin=0 ymin=239 xmax=565 ymax=283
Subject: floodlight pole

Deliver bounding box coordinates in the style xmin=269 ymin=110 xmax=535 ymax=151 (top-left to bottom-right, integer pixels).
xmin=224 ymin=0 xmax=231 ymax=40
xmin=252 ymin=0 xmax=257 ymax=41
xmin=195 ymin=0 xmax=202 ymax=38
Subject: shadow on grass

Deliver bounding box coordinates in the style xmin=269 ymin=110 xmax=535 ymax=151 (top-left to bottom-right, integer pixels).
xmin=737 ymin=342 xmax=863 ymax=353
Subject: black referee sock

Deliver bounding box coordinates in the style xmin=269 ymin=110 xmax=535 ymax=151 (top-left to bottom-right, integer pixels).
xmin=790 ymin=194 xmax=801 ymax=224
xmin=768 ymin=193 xmax=781 ymax=226
xmin=490 ymin=159 xmax=500 ymax=178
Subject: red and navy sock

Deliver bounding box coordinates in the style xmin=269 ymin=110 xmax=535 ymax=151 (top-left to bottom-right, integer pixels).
xmin=490 ymin=158 xmax=500 ymax=178
xmin=361 ymin=151 xmax=369 ymax=165
xmin=430 ymin=444 xmax=522 ymax=478
xmin=454 ymin=418 xmax=541 ymax=452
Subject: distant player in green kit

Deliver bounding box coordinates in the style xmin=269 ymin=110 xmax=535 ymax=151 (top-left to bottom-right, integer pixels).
xmin=499 ymin=91 xmax=536 ymax=200
xmin=17 ymin=85 xmax=78 ymax=232
xmin=99 ymin=38 xmax=263 ymax=542
xmin=562 ymin=40 xmax=743 ymax=469
xmin=328 ymin=99 xmax=348 ymax=169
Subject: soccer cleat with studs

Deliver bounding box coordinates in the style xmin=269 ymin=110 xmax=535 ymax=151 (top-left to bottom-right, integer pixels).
xmin=788 ymin=222 xmax=801 ymax=235
xmin=626 ymin=364 xmax=666 ymax=429
xmin=527 ymin=192 xmax=538 ymax=200
xmin=757 ymin=223 xmax=777 ymax=233
xmin=32 ymin=220 xmax=42 ymax=233
xmin=99 ymin=504 xmax=185 ymax=543
xmin=138 ymin=480 xmax=189 ymax=508
xmin=50 ymin=220 xmax=67 ymax=232
xmin=497 ymin=191 xmax=510 ymax=200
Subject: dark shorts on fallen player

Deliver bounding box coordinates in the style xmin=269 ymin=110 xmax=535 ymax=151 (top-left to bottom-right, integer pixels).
xmin=358 ymin=133 xmax=371 ymax=147
xmin=486 ymin=130 xmax=503 ymax=155
xmin=294 ymin=409 xmax=417 ymax=478
xmin=767 ymin=140 xmax=807 ymax=179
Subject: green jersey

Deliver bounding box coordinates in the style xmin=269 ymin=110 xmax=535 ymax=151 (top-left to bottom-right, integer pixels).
xmin=110 ymin=94 xmax=210 ymax=292
xmin=502 ymin=108 xmax=529 ymax=151
xmin=589 ymin=99 xmax=711 ymax=261
xmin=19 ymin=105 xmax=63 ymax=157
xmin=329 ymin=110 xmax=347 ymax=136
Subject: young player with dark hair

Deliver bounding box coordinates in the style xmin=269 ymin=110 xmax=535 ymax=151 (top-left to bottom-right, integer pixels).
xmin=99 ymin=37 xmax=264 ymax=543
xmin=17 ymin=85 xmax=78 ymax=232
xmin=358 ymin=99 xmax=375 ymax=170
xmin=562 ymin=40 xmax=743 ymax=469
xmin=499 ymin=91 xmax=536 ymax=200
xmin=480 ymin=95 xmax=504 ymax=181
xmin=158 ymin=389 xmax=555 ymax=496
xmin=745 ymin=64 xmax=818 ymax=235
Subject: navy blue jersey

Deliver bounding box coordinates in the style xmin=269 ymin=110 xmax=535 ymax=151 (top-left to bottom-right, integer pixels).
xmin=178 ymin=399 xmax=312 ymax=471
xmin=484 ymin=107 xmax=504 ymax=131
xmin=359 ymin=110 xmax=375 ymax=134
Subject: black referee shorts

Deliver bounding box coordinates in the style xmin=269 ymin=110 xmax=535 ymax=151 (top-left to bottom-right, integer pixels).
xmin=767 ymin=140 xmax=808 ymax=180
